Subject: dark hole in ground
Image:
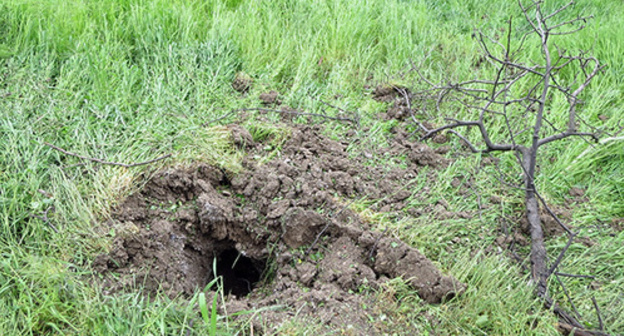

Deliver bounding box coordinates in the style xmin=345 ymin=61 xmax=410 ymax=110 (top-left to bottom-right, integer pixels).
xmin=215 ymin=248 xmax=265 ymax=297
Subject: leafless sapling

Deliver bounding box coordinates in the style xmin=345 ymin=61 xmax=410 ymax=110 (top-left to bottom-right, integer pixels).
xmin=410 ymin=1 xmax=611 ymax=333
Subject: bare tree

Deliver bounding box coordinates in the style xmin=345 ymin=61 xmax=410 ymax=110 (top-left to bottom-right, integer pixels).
xmin=408 ymin=1 xmax=613 ymax=334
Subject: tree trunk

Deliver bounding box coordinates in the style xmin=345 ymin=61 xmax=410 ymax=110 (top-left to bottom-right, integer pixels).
xmin=521 ymin=149 xmax=548 ymax=298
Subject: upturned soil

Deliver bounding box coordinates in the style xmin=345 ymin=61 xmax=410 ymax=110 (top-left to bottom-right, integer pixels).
xmin=94 ymin=123 xmax=466 ymax=334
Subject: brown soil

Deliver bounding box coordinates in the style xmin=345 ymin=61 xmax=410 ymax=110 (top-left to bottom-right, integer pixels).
xmin=519 ymin=205 xmax=571 ymax=238
xmin=372 ymin=84 xmax=408 ymax=103
xmin=565 ymin=187 xmax=589 ymax=205
xmin=232 ymin=73 xmax=253 ymax=93
xmin=94 ymin=124 xmax=465 ymax=334
xmin=259 ymin=90 xmax=280 ymax=105
xmin=372 ymin=84 xmax=414 ymax=121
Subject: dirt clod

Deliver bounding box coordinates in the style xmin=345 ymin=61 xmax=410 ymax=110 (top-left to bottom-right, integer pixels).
xmin=372 ymin=84 xmax=407 ymax=103
xmin=519 ymin=206 xmax=572 ymax=237
xmin=227 ymin=124 xmax=255 ymax=148
xmin=259 ymin=90 xmax=280 ymax=105
xmin=232 ymin=72 xmax=252 ymax=93
xmin=569 ymin=187 xmax=585 ymax=197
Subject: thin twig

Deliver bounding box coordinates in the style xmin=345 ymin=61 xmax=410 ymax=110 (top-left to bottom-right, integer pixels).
xmin=547 ymin=232 xmax=576 ymax=277
xmin=535 ymin=191 xmax=574 ymax=235
xmin=31 ymin=206 xmax=58 ymax=233
xmin=45 ymin=143 xmax=172 ymax=168
xmin=368 ymin=227 xmax=389 ymax=260
xmin=317 ymin=99 xmax=361 ymax=127
xmin=202 ymin=109 xmax=236 ymax=127
xmin=591 ymin=296 xmax=604 ymax=332
xmin=555 ymin=273 xmax=582 ymax=320
xmin=555 ymin=272 xmax=595 ymax=280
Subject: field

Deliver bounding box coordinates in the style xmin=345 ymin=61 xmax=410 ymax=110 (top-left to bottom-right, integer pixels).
xmin=1 ymin=0 xmax=623 ymax=335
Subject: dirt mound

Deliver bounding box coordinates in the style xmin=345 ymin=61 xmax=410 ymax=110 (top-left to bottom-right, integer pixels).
xmin=94 ymin=125 xmax=465 ymax=333
xmin=372 ymin=84 xmax=413 ymax=120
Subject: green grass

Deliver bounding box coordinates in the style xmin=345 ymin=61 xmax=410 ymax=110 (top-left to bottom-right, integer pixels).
xmin=1 ymin=0 xmax=623 ymax=335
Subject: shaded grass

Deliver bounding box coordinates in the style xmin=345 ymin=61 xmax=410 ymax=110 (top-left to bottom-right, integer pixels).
xmin=0 ymin=0 xmax=622 ymax=334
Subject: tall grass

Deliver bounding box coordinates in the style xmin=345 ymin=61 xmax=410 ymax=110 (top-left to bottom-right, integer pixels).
xmin=1 ymin=0 xmax=622 ymax=334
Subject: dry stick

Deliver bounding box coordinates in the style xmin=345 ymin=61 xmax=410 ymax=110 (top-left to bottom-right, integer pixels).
xmin=545 ymin=298 xmax=589 ymax=334
xmin=535 ymin=191 xmax=574 ymax=235
xmin=368 ymin=227 xmax=390 ymax=260
xmin=201 ymin=109 xmax=236 ymax=127
xmin=31 ymin=206 xmax=58 ymax=233
xmin=555 ymin=273 xmax=582 ymax=320
xmin=556 ymin=322 xmax=596 ymax=336
xmin=317 ymin=99 xmax=361 ymax=127
xmin=555 ymin=272 xmax=595 ymax=279
xmin=547 ymin=233 xmax=576 ymax=277
xmin=45 ymin=143 xmax=172 ymax=168
xmin=591 ymin=296 xmax=605 ymax=332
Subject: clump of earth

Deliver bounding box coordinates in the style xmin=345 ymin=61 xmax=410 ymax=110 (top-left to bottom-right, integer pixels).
xmin=94 ymin=124 xmax=466 ymax=334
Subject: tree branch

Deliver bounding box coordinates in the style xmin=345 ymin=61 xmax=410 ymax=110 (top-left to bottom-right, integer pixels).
xmin=45 ymin=143 xmax=172 ymax=168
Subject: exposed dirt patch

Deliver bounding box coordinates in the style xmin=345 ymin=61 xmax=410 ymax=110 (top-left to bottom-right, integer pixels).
xmin=519 ymin=205 xmax=572 ymax=238
xmin=372 ymin=84 xmax=414 ymax=121
xmin=565 ymin=186 xmax=589 ymax=204
xmin=372 ymin=84 xmax=407 ymax=103
xmin=259 ymin=90 xmax=280 ymax=105
xmin=94 ymin=125 xmax=465 ymax=334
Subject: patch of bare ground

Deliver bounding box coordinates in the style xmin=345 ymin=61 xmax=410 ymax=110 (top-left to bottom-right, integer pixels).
xmin=94 ymin=124 xmax=465 ymax=334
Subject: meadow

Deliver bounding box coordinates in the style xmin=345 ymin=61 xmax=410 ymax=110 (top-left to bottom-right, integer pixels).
xmin=0 ymin=0 xmax=622 ymax=334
